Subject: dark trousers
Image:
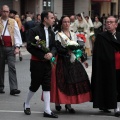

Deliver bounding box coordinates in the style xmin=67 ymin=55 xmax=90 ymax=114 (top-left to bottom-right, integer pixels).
xmin=0 ymin=46 xmax=18 ymax=91
xmin=29 ymin=60 xmax=51 ymax=92
xmin=116 ymin=70 xmax=120 ymax=101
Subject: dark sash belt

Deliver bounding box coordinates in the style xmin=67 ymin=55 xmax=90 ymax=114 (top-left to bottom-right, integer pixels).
xmin=31 ymin=55 xmax=47 ymax=62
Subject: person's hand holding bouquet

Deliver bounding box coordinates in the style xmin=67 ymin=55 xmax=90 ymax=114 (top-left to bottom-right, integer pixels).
xmin=66 ymin=40 xmax=82 ymax=63
xmin=31 ymin=35 xmax=56 ymax=63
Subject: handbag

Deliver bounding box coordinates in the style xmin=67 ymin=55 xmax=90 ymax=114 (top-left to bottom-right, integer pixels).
xmin=0 ymin=20 xmax=8 ymax=46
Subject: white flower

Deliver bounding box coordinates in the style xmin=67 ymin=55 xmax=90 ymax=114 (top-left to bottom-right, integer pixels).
xmin=35 ymin=36 xmax=40 ymax=40
xmin=67 ymin=41 xmax=79 ymax=46
xmin=38 ymin=45 xmax=41 ymax=48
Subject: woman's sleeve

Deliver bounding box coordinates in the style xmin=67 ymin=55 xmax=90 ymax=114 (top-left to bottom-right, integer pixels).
xmin=55 ymin=33 xmax=61 ymax=42
xmin=55 ymin=33 xmax=68 ymax=54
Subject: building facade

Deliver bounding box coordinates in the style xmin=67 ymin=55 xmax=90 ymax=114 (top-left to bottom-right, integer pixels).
xmin=0 ymin=0 xmax=119 ymax=19
xmin=91 ymin=0 xmax=118 ymax=17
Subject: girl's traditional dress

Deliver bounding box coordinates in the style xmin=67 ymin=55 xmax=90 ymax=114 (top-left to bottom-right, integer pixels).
xmin=75 ymin=18 xmax=91 ymax=56
xmin=93 ymin=21 xmax=102 ymax=37
xmin=50 ymin=31 xmax=91 ymax=104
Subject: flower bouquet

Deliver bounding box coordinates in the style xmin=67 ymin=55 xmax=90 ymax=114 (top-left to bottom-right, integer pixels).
xmin=66 ymin=40 xmax=80 ymax=51
xmin=31 ymin=35 xmax=56 ymax=63
xmin=32 ymin=36 xmax=49 ymax=52
xmin=76 ymin=33 xmax=86 ymax=43
xmin=66 ymin=40 xmax=82 ymax=63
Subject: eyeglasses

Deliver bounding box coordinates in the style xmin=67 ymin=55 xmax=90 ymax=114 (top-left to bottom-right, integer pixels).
xmin=2 ymin=11 xmax=9 ymax=13
xmin=106 ymin=21 xmax=116 ymax=24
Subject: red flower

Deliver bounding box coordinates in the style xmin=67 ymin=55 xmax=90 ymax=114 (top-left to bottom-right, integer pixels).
xmin=76 ymin=34 xmax=86 ymax=42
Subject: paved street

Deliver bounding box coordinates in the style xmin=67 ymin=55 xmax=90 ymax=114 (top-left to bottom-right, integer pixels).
xmin=0 ymin=47 xmax=119 ymax=120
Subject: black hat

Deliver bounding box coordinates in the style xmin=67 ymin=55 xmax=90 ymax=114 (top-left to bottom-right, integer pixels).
xmin=10 ymin=10 xmax=17 ymax=15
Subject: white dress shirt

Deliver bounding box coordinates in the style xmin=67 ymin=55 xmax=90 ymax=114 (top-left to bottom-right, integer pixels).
xmin=44 ymin=26 xmax=49 ymax=48
xmin=2 ymin=19 xmax=22 ymax=47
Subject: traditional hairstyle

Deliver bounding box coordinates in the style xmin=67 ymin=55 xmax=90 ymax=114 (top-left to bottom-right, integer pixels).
xmin=56 ymin=15 xmax=69 ymax=32
xmin=10 ymin=10 xmax=17 ymax=15
xmin=77 ymin=13 xmax=81 ymax=17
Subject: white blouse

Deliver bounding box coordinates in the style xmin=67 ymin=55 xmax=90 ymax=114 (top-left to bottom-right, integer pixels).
xmin=93 ymin=21 xmax=102 ymax=29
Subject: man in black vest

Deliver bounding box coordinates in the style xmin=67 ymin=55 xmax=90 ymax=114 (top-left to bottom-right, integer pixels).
xmin=23 ymin=11 xmax=58 ymax=118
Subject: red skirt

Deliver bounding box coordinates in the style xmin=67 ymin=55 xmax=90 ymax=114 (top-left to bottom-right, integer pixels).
xmin=50 ymin=56 xmax=91 ymax=104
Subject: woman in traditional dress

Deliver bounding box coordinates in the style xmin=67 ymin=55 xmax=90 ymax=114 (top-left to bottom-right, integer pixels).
xmin=85 ymin=16 xmax=95 ymax=52
xmin=93 ymin=16 xmax=102 ymax=37
xmin=50 ymin=15 xmax=91 ymax=113
xmin=75 ymin=13 xmax=91 ymax=56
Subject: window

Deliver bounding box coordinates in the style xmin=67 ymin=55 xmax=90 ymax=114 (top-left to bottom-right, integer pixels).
xmin=43 ymin=0 xmax=54 ymax=11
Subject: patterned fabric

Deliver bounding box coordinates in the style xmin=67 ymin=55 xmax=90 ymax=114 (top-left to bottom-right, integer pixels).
xmin=56 ymin=52 xmax=91 ymax=96
xmin=0 ymin=17 xmax=15 ymax=45
xmin=55 ymin=31 xmax=91 ymax=96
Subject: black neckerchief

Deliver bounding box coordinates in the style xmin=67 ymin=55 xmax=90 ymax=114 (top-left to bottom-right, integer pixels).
xmin=63 ymin=31 xmax=72 ymax=40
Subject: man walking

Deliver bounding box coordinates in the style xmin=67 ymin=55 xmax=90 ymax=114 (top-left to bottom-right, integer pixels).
xmin=23 ymin=11 xmax=58 ymax=118
xmin=0 ymin=5 xmax=22 ymax=95
xmin=91 ymin=16 xmax=120 ymax=117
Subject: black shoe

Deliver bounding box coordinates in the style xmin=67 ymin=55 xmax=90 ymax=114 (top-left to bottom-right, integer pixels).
xmin=99 ymin=108 xmax=111 ymax=113
xmin=115 ymin=111 xmax=120 ymax=117
xmin=65 ymin=105 xmax=76 ymax=114
xmin=55 ymin=105 xmax=62 ymax=111
xmin=43 ymin=112 xmax=58 ymax=118
xmin=19 ymin=56 xmax=22 ymax=61
xmin=23 ymin=103 xmax=31 ymax=115
xmin=0 ymin=90 xmax=5 ymax=94
xmin=10 ymin=89 xmax=21 ymax=95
